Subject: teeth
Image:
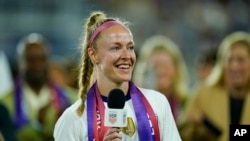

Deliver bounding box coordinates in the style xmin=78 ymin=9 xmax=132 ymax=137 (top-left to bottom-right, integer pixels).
xmin=118 ymin=65 xmax=129 ymax=69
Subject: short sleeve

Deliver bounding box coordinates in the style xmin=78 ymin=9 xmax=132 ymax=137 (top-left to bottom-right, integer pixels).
xmin=53 ymin=107 xmax=85 ymax=141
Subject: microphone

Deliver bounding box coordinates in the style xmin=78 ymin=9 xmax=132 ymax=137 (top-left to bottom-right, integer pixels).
xmin=104 ymin=89 xmax=127 ymax=127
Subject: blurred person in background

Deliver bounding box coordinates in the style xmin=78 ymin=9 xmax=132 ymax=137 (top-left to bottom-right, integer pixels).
xmin=64 ymin=58 xmax=79 ymax=90
xmin=0 ymin=102 xmax=17 ymax=141
xmin=0 ymin=51 xmax=13 ymax=99
xmin=49 ymin=59 xmax=78 ymax=102
xmin=133 ymin=35 xmax=189 ymax=125
xmin=0 ymin=51 xmax=16 ymax=141
xmin=194 ymin=47 xmax=218 ymax=86
xmin=180 ymin=31 xmax=250 ymax=141
xmin=0 ymin=33 xmax=71 ymax=141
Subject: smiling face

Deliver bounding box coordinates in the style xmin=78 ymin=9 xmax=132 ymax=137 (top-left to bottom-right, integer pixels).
xmin=224 ymin=42 xmax=250 ymax=89
xmin=89 ymin=25 xmax=136 ymax=84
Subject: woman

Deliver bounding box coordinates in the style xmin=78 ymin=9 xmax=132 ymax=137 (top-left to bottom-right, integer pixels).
xmin=53 ymin=11 xmax=181 ymax=141
xmin=181 ymin=31 xmax=250 ymax=141
xmin=133 ymin=35 xmax=189 ymax=124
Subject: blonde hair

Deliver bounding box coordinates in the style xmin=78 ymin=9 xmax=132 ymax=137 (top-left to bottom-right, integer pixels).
xmin=206 ymin=31 xmax=250 ymax=87
xmin=77 ymin=11 xmax=129 ymax=115
xmin=134 ymin=35 xmax=189 ymax=102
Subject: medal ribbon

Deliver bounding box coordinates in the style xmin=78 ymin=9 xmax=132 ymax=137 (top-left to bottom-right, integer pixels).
xmin=87 ymin=81 xmax=160 ymax=141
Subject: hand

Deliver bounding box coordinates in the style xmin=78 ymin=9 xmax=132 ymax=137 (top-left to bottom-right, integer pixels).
xmin=103 ymin=128 xmax=122 ymax=141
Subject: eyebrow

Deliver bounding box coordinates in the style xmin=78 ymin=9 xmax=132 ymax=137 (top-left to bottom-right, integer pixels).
xmin=112 ymin=41 xmax=134 ymax=46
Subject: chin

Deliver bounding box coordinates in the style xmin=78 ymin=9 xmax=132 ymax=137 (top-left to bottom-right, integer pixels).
xmin=118 ymin=74 xmax=132 ymax=80
xmin=118 ymin=77 xmax=131 ymax=82
xmin=121 ymin=78 xmax=131 ymax=82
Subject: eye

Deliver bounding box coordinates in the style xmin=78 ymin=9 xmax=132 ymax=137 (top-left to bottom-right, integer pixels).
xmin=128 ymin=46 xmax=134 ymax=51
xmin=111 ymin=46 xmax=121 ymax=51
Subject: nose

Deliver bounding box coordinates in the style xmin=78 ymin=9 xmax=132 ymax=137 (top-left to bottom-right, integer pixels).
xmin=229 ymin=59 xmax=241 ymax=71
xmin=121 ymin=48 xmax=131 ymax=60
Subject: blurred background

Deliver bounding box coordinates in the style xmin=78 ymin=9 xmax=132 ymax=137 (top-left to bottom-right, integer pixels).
xmin=0 ymin=0 xmax=250 ymax=88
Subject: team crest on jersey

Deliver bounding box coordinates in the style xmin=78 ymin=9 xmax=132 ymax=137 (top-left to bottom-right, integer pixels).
xmin=122 ymin=117 xmax=135 ymax=137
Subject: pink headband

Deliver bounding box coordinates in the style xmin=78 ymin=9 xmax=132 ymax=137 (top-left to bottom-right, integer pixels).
xmin=89 ymin=20 xmax=121 ymax=48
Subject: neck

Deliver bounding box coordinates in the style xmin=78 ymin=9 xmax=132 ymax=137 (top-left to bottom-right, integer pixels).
xmin=27 ymin=82 xmax=43 ymax=95
xmin=97 ymin=80 xmax=129 ymax=97
xmin=229 ymin=87 xmax=249 ymax=99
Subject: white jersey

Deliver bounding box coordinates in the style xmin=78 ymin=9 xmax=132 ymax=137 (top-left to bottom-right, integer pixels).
xmin=53 ymin=88 xmax=182 ymax=141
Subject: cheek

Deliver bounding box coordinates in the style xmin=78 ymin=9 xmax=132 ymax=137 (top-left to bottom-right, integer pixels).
xmin=244 ymin=64 xmax=250 ymax=76
xmin=155 ymin=66 xmax=176 ymax=81
xmin=131 ymin=53 xmax=136 ymax=63
xmin=227 ymin=61 xmax=249 ymax=72
xmin=165 ymin=64 xmax=176 ymax=77
xmin=165 ymin=69 xmax=177 ymax=84
xmin=99 ymin=52 xmax=116 ymax=63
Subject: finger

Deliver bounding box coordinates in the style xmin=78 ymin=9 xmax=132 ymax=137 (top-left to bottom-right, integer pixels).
xmin=105 ymin=132 xmax=122 ymax=140
xmin=110 ymin=127 xmax=122 ymax=133
xmin=103 ymin=128 xmax=122 ymax=141
xmin=105 ymin=128 xmax=121 ymax=136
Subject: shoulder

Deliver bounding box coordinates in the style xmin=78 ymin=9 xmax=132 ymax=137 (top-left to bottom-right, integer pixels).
xmin=138 ymin=87 xmax=171 ymax=112
xmin=138 ymin=87 xmax=168 ymax=102
xmin=138 ymin=88 xmax=181 ymax=140
xmin=193 ymin=84 xmax=226 ymax=99
xmin=54 ymin=99 xmax=86 ymax=140
xmin=187 ymin=84 xmax=224 ymax=106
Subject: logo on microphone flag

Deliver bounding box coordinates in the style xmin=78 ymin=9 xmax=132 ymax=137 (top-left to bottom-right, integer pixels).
xmin=109 ymin=112 xmax=117 ymax=124
xmin=104 ymin=109 xmax=127 ymax=127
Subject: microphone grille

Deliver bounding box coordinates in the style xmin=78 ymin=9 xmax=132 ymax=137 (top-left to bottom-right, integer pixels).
xmin=107 ymin=89 xmax=125 ymax=109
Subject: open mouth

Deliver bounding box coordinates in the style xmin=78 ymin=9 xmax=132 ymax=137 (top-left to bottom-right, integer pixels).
xmin=116 ymin=63 xmax=132 ymax=70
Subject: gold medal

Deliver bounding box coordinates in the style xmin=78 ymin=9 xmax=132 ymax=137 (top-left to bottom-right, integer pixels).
xmin=122 ymin=117 xmax=136 ymax=137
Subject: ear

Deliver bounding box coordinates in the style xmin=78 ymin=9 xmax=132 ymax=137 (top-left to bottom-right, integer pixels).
xmin=88 ymin=48 xmax=99 ymax=64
